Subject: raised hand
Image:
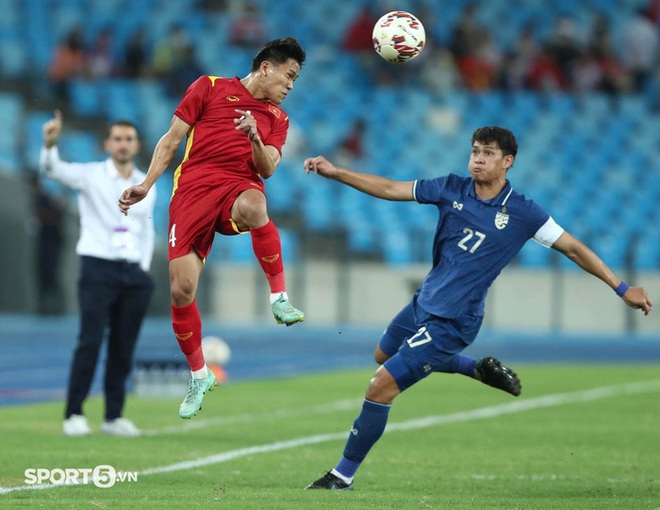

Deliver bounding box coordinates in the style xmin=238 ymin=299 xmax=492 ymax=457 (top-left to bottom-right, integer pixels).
xmin=43 ymin=110 xmax=63 ymax=148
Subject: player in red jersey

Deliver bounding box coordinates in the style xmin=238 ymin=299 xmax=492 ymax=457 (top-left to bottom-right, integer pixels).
xmin=119 ymin=37 xmax=306 ymax=419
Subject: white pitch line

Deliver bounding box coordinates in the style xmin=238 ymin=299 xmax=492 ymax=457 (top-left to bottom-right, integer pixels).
xmin=2 ymin=379 xmax=659 ymax=495
xmin=141 ymin=398 xmax=362 ymax=436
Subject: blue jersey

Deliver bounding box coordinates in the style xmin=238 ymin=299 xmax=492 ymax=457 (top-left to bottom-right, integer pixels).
xmin=413 ymin=174 xmax=550 ymax=318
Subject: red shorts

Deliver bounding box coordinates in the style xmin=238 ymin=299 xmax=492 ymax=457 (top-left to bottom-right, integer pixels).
xmin=167 ymin=179 xmax=265 ymax=261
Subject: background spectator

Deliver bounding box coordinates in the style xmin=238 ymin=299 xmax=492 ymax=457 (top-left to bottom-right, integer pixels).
xmin=621 ymin=7 xmax=659 ymax=93
xmin=343 ymin=6 xmax=378 ymax=53
xmin=166 ymin=44 xmax=205 ymax=98
xmin=587 ymin=14 xmax=628 ymax=95
xmin=47 ymin=27 xmax=87 ymax=100
xmin=87 ymin=27 xmax=116 ymax=79
xmin=527 ymin=44 xmax=569 ymax=91
xmin=152 ymin=25 xmax=190 ymax=80
xmin=228 ymin=2 xmax=268 ymax=48
xmin=420 ymin=41 xmax=460 ymax=92
xmin=122 ymin=27 xmax=149 ymax=78
xmin=450 ymin=3 xmax=485 ymax=60
xmin=333 ymin=118 xmax=366 ymax=170
xmin=499 ymin=24 xmax=539 ymax=90
xmin=546 ymin=15 xmax=582 ymax=85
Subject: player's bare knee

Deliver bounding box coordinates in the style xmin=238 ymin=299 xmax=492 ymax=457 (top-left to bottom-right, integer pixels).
xmin=170 ymin=280 xmax=196 ymax=307
xmin=365 ymin=367 xmax=399 ymax=403
xmin=233 ymin=189 xmax=268 ymax=227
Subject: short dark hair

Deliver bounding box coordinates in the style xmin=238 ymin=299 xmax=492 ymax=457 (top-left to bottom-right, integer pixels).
xmin=105 ymin=120 xmax=139 ymax=139
xmin=471 ymin=126 xmax=518 ymax=158
xmin=251 ymin=37 xmax=306 ymax=71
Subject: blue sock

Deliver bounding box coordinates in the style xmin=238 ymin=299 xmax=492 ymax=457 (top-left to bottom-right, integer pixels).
xmin=455 ymin=354 xmax=475 ymax=377
xmin=334 ymin=399 xmax=391 ymax=479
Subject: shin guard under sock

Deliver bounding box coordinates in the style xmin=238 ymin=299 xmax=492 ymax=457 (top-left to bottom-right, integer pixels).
xmin=336 ymin=399 xmax=391 ymax=479
xmin=171 ymin=301 xmax=204 ymax=370
xmin=250 ymin=220 xmax=285 ymax=293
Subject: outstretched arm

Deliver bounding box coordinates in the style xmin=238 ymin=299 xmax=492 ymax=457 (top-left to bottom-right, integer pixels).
xmin=303 ymin=155 xmax=414 ymax=201
xmin=119 ymin=115 xmax=190 ymax=215
xmin=552 ymin=231 xmax=653 ymax=315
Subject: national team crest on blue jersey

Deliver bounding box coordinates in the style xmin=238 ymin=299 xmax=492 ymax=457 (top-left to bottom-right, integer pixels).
xmin=494 ymin=207 xmax=509 ymax=230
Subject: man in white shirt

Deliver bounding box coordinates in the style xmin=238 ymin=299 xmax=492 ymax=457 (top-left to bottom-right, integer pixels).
xmin=40 ymin=110 xmax=156 ymax=437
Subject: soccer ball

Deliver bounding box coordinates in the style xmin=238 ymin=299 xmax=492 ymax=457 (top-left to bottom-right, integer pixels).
xmin=372 ymin=11 xmax=426 ymax=63
xmin=201 ymin=336 xmax=231 ymax=365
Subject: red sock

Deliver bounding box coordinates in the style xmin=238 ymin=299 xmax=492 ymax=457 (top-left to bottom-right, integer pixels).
xmin=251 ymin=220 xmax=286 ymax=293
xmin=171 ymin=301 xmax=205 ymax=371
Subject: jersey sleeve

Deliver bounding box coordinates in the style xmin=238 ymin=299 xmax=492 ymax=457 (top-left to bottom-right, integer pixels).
xmin=173 ymin=76 xmax=211 ymax=126
xmin=413 ymin=176 xmax=450 ymax=204
xmin=39 ymin=146 xmax=88 ymax=190
xmin=263 ymin=110 xmax=289 ymax=156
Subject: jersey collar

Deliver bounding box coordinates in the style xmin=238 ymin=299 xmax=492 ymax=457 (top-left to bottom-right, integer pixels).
xmin=467 ymin=179 xmax=514 ymax=206
xmin=104 ymin=159 xmax=139 ymax=182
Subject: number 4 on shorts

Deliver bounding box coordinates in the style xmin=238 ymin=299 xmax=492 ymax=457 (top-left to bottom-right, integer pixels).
xmin=169 ymin=224 xmax=177 ymax=247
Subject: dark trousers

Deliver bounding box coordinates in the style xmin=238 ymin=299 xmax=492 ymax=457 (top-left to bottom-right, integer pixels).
xmin=65 ymin=256 xmax=154 ymax=420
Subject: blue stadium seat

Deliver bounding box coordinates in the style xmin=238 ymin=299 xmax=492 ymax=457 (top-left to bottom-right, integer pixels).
xmin=207 ymin=230 xmax=252 ymax=265
xmin=24 ymin=111 xmax=54 ymax=169
xmin=0 ymin=93 xmax=23 ymax=172
xmin=278 ymin=227 xmax=299 ymax=264
xmin=634 ymin=232 xmax=660 ymax=270
xmin=153 ymin=177 xmax=173 ymax=235
xmin=540 ymin=92 xmax=576 ymax=120
xmin=0 ymin=0 xmax=20 ymax=33
xmin=589 ymin=233 xmax=627 ymax=270
xmin=301 ymin=179 xmax=336 ymax=231
xmin=59 ymin=131 xmax=103 ymax=162
xmin=69 ymin=80 xmax=103 ymax=117
xmin=104 ymin=80 xmax=140 ymax=123
xmin=0 ymin=150 xmax=20 ymax=173
xmin=263 ymin=163 xmax=296 ymax=214
xmin=381 ymin=229 xmax=413 ymax=266
xmin=347 ymin=222 xmax=379 ymax=255
xmin=0 ymin=38 xmax=26 ymax=77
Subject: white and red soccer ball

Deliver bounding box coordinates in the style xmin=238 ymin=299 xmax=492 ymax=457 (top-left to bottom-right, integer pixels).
xmin=372 ymin=10 xmax=426 ymax=63
xmin=201 ymin=336 xmax=231 ymax=365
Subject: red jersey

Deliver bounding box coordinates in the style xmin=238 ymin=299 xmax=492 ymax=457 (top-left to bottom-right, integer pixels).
xmin=172 ymin=76 xmax=290 ymax=195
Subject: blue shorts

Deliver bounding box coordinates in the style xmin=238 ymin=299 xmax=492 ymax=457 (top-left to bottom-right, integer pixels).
xmin=380 ymin=294 xmax=483 ymax=392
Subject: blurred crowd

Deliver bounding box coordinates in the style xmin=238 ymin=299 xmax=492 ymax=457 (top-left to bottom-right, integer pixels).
xmin=345 ymin=3 xmax=659 ymax=99
xmin=45 ymin=1 xmax=268 ymax=101
xmin=45 ymin=1 xmax=659 ymax=106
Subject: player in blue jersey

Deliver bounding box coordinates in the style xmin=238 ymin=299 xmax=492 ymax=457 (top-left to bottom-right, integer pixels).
xmin=302 ymin=126 xmax=653 ymax=490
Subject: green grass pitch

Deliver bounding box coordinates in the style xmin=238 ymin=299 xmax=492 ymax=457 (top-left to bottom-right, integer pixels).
xmin=0 ymin=365 xmax=658 ymax=509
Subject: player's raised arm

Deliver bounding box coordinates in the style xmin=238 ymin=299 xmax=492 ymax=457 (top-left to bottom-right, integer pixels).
xmin=119 ymin=115 xmax=191 ymax=214
xmin=234 ymin=109 xmax=280 ymax=179
xmin=551 ymin=231 xmax=653 ymax=315
xmin=304 ymin=155 xmax=414 ymax=201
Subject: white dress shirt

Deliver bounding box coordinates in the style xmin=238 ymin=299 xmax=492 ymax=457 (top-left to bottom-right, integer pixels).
xmin=39 ymin=146 xmax=156 ymax=271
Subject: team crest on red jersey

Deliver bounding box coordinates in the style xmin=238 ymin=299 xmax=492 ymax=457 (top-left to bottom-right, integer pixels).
xmin=268 ymin=104 xmax=281 ymax=118
xmin=226 ymin=95 xmax=240 ymax=102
